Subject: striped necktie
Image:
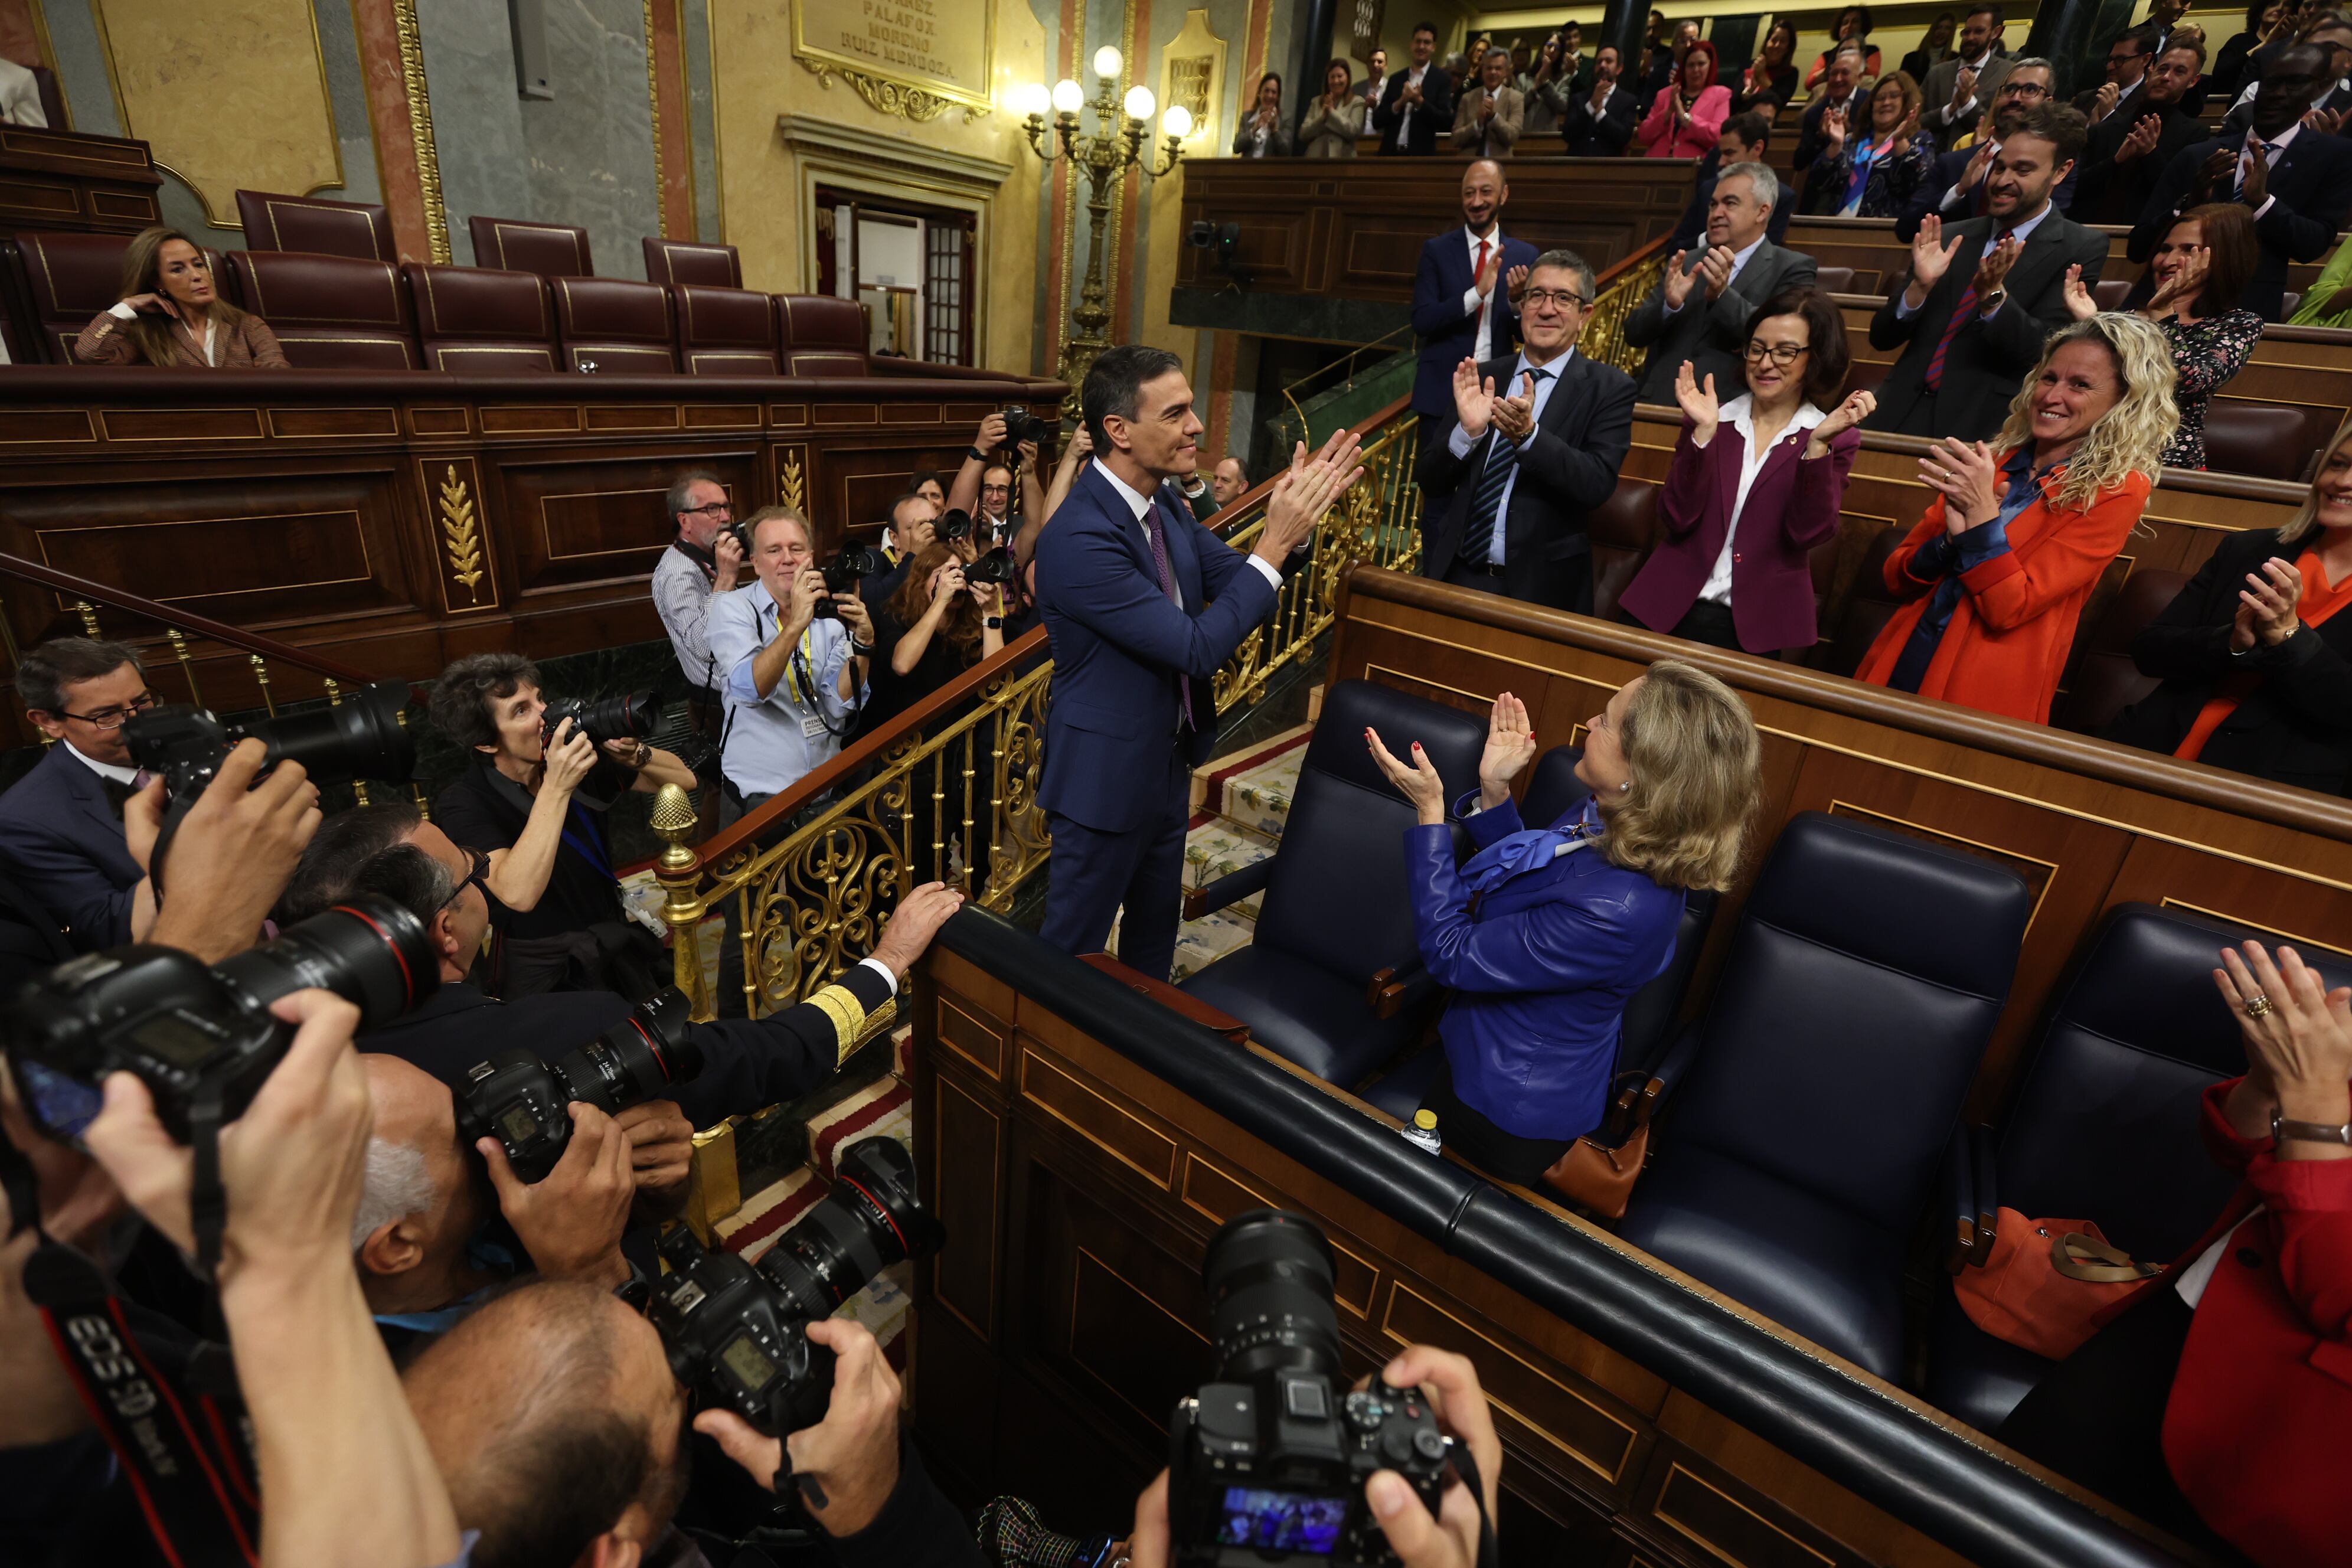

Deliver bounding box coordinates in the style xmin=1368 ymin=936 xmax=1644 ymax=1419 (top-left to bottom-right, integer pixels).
xmin=1923 ymin=228 xmax=2011 ymax=392
xmin=1463 ymin=367 xmax=1554 ymax=564
xmin=2235 ymin=139 xmax=2281 ymax=198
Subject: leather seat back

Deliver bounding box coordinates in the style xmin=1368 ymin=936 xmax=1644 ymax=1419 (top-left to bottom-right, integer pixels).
xmin=778 ymin=293 xmax=870 ymax=375
xmin=468 ymin=216 xmax=593 ymax=279
xmin=1253 ymin=680 xmax=1488 ymax=985
xmin=2049 ymin=566 xmax=2187 ymax=736
xmin=1819 ymin=526 xmax=1903 ymax=677
xmin=551 ymin=276 xmax=677 ymax=373
xmin=1998 ymin=904 xmax=2350 ymax=1262
xmin=2092 ymin=277 xmax=2132 ymax=312
xmin=1588 ymin=476 xmax=1659 ymax=622
xmin=676 ymin=284 xmax=781 ymax=375
xmin=1812 ymin=266 xmax=1855 ymax=293
xmin=1518 ymin=744 xmax=1591 ymax=829
xmin=226 ymin=250 xmax=419 ymax=370
xmin=18 ymin=230 xmax=133 ymax=360
xmin=1671 ymin=812 xmax=2031 ymax=1234
xmin=403 ymin=263 xmax=557 ymax=373
xmin=235 ymin=189 xmax=397 ymax=263
xmin=2204 ymin=401 xmax=2333 ymax=482
xmin=643 ymin=237 xmax=742 ymax=289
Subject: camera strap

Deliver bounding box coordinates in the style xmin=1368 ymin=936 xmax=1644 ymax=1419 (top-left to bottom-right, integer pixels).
xmin=0 ymin=1119 xmax=37 ymax=1241
xmin=188 ymin=1085 xmax=228 ymax=1282
xmin=24 ymin=1238 xmax=260 ymax=1568
xmin=1449 ymin=1443 xmax=1501 ymax=1568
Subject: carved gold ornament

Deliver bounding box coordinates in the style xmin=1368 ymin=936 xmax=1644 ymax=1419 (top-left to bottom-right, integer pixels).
xmin=438 ymin=465 xmax=485 ymax=602
xmin=778 ymin=449 xmax=808 ymax=512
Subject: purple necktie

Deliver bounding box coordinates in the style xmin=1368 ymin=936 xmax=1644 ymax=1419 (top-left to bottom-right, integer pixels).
xmin=1142 ymin=499 xmax=1197 ymax=731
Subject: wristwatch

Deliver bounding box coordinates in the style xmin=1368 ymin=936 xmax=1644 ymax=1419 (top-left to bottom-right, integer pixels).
xmin=985 ymin=615 xmax=1004 ymax=629
xmin=2272 ymin=1105 xmax=2352 ymax=1146
xmin=968 ymin=445 xmax=990 ymax=463
xmin=628 ymin=740 xmax=652 ymax=769
xmin=1979 ymin=287 xmax=2007 ymax=315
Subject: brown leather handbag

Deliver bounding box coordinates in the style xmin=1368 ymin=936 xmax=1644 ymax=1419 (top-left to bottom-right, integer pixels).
xmin=1540 ymin=1070 xmax=1661 ymax=1219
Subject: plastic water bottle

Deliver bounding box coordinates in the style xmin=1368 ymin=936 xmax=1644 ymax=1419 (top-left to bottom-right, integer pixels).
xmin=1400 ymin=1109 xmax=1443 ymax=1155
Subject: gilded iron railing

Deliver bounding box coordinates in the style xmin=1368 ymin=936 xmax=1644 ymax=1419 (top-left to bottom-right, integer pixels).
xmin=1580 ymin=234 xmax=1671 ymax=378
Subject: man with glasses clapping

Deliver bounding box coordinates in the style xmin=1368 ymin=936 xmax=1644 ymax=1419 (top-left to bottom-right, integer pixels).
xmin=0 ymin=636 xmax=164 ymax=949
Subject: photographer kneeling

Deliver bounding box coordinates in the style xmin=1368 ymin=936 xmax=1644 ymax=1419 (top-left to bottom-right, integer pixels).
xmin=427 ymin=654 xmax=696 ymax=999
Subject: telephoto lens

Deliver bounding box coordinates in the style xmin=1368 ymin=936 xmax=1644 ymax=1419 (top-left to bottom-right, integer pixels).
xmin=541 ymin=690 xmax=657 ymax=748
xmin=965 ymin=546 xmax=1019 ymax=587
xmin=1203 ymin=1208 xmax=1343 ymax=1383
xmin=455 ymin=988 xmax=701 ymax=1181
xmin=5 ymin=896 xmax=439 ymax=1144
xmin=125 ymin=678 xmax=416 ymax=800
xmin=649 ymin=1136 xmax=945 ymax=1435
xmin=936 ymin=508 xmax=976 ymax=543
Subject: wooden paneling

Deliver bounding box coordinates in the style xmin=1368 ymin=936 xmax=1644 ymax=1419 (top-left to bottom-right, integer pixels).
xmin=0 ymin=126 xmax=164 ymax=239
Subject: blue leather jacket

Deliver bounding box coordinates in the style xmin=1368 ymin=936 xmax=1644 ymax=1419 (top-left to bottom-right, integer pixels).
xmin=1402 ymin=792 xmax=1685 ymax=1141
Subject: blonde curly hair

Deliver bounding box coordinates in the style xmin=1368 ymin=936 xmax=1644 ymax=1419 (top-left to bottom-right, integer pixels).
xmin=1598 ymin=661 xmax=1760 ymax=893
xmin=1990 ymin=313 xmax=2178 ymax=512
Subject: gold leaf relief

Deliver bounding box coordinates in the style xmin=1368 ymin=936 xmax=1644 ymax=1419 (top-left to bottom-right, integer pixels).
xmin=437 ymin=464 xmax=485 ymax=604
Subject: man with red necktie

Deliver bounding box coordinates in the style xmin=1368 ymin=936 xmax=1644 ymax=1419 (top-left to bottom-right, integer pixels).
xmin=1406 ymin=159 xmax=1541 ymax=420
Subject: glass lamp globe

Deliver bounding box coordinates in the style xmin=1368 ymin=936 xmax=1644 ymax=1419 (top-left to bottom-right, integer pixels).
xmin=1015 ymin=82 xmax=1051 ymax=118
xmin=1093 ymin=45 xmax=1123 ymax=80
xmin=1162 ymin=104 xmax=1194 ymax=139
xmin=1124 ymin=84 xmax=1156 ymax=122
xmin=1051 ymin=78 xmax=1084 ymax=114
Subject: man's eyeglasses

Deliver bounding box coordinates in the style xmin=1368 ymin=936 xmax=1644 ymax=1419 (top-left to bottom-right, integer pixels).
xmin=1743 ymin=341 xmax=1811 ymax=365
xmin=55 ymin=691 xmax=159 ymax=730
xmin=440 ymin=845 xmax=491 ymax=912
xmin=2003 ymin=80 xmax=2052 ymax=97
xmin=681 ymin=501 xmax=733 ymax=518
xmin=1523 ymin=288 xmax=1593 ymax=311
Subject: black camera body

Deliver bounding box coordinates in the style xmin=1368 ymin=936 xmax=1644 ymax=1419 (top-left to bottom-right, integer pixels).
xmin=542 ymin=690 xmax=656 ymax=749
xmin=456 ymin=988 xmax=699 ymax=1181
xmin=5 ymin=898 xmax=438 ymax=1144
xmin=811 ymin=544 xmax=888 ymax=619
xmin=966 ymin=545 xmax=1019 ymax=586
xmin=126 ymin=679 xmax=415 ymax=803
xmin=1166 ymin=1211 xmax=1450 ymax=1567
xmin=999 ymin=405 xmax=1049 ymax=449
xmin=650 ymin=1137 xmax=943 ymax=1435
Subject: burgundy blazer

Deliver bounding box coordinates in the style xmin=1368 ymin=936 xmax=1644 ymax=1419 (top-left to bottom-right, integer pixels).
xmin=1617 ymin=411 xmax=1858 ymax=655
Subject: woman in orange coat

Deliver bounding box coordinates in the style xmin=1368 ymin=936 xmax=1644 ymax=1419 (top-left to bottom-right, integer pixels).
xmin=1854 ymin=313 xmax=2178 ymax=724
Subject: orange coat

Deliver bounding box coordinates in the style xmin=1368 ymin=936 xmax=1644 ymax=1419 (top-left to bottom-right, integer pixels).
xmin=1854 ymin=457 xmax=2151 ymax=724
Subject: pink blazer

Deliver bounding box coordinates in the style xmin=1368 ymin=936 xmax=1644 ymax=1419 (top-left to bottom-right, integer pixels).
xmin=1618 ymin=413 xmax=1859 ymax=655
xmin=1638 ymin=84 xmax=1730 ymax=158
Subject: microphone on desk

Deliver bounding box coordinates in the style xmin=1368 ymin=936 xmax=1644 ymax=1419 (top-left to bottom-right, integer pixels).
xmin=975 ymin=1495 xmax=1123 ymax=1568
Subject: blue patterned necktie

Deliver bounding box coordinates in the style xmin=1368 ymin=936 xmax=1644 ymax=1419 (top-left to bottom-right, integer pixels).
xmin=1465 ymin=367 xmax=1553 ymax=564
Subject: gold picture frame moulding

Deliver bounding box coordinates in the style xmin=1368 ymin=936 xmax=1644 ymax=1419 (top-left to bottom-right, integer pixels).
xmin=790 ymin=0 xmax=995 ymax=124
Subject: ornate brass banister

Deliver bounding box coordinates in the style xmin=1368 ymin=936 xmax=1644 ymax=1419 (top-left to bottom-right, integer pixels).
xmin=1580 ymin=233 xmax=1672 ymax=377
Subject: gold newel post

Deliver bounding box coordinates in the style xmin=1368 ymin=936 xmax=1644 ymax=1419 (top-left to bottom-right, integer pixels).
xmin=648 ymin=783 xmax=739 ymax=1239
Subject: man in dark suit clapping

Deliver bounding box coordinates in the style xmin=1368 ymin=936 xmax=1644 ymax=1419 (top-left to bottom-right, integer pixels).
xmin=0 ymin=638 xmax=157 ymax=950
xmin=1373 ymin=20 xmax=1455 ymax=155
xmin=1560 ymin=44 xmax=1638 ymax=155
xmin=1407 ymin=160 xmax=1540 ymax=419
xmin=1033 ymin=347 xmax=1363 ymax=981
xmin=2128 ymin=44 xmax=2352 ymax=319
xmin=1417 ymin=249 xmax=1635 ymax=615
xmin=1622 ymin=162 xmax=1818 ymax=406
xmin=1866 ymin=103 xmax=2106 ymax=441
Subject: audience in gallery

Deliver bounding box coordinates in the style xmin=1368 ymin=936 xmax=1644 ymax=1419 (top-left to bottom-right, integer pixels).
xmin=2064 ymin=204 xmax=2262 ymax=472
xmin=1997 ymin=940 xmax=2352 ymax=1568
xmin=2217 ymin=4 xmax=2352 ymax=131
xmin=1299 ymin=58 xmax=1366 ymax=157
xmin=0 ymin=638 xmax=158 ymax=950
xmin=1667 ymin=115 xmax=1796 ymax=253
xmin=1638 ymin=39 xmax=1729 ymax=160
xmin=1453 ymin=47 xmax=1527 ymax=159
xmin=1619 ymin=290 xmax=1877 ymax=656
xmin=0 ymin=53 xmax=43 ymax=126
xmin=2129 ymin=43 xmax=2352 ymax=322
xmin=1733 ymin=20 xmax=1802 ymax=119
xmin=1920 ymin=4 xmax=2015 ymax=145
xmin=1856 ymin=313 xmax=2178 ymax=724
xmin=2067 ymin=37 xmax=2210 ymax=226
xmin=1210 ymin=456 xmax=1252 ymax=509
xmin=1359 ymin=45 xmax=1387 ymax=106
xmin=74 ymin=226 xmax=289 ymax=369
xmin=1560 ymin=45 xmax=1639 ymax=156
xmin=1231 ymin=71 xmax=1292 ymax=158
xmin=1363 ymin=672 xmax=1759 ymax=1185
xmin=1899 ymin=11 xmax=1958 ymax=85
xmin=1623 ymin=162 xmax=1818 ymax=407
xmin=1373 ymin=20 xmax=1454 ymax=155
xmin=1897 ymin=69 xmax=2078 ymax=241
xmin=2107 ymin=416 xmax=2352 ymax=793
xmin=1417 ymin=247 xmax=1632 ymax=614
xmin=1793 ymin=45 xmax=1871 ymax=177
xmin=1866 ymin=104 xmax=2105 ymax=443
xmin=1406 ymin=159 xmax=1537 ymax=420
xmin=1643 ymin=18 xmax=1702 ymax=108
xmin=425 ymin=652 xmax=694 ymax=998
xmin=2076 ymin=23 xmax=2160 ymax=123
xmin=1805 ymin=5 xmax=1884 ymax=89
xmin=2213 ymin=0 xmax=2291 ymax=97
xmin=1801 ymin=70 xmax=1936 ymax=217
xmin=1522 ymin=28 xmax=1591 ymax=137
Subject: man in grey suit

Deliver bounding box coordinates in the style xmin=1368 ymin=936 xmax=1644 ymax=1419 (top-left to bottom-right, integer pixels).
xmin=1922 ymin=4 xmax=2015 ymax=144
xmin=1452 ymin=47 xmax=1527 ymax=159
xmin=1621 ymin=164 xmax=1818 ymax=407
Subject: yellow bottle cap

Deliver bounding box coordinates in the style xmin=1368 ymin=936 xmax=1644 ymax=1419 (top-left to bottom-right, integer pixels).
xmin=1414 ymin=1110 xmax=1438 ymax=1131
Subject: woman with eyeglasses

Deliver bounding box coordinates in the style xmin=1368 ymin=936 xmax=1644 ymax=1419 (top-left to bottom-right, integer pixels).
xmin=427 ymin=652 xmax=696 ymax=998
xmin=1620 ymin=289 xmax=1876 ymax=656
xmin=1801 ymin=70 xmax=1933 ymax=217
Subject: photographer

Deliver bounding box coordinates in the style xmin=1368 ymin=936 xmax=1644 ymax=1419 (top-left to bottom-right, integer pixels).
xmin=945 ymin=411 xmax=1047 ymax=547
xmin=427 ymin=653 xmax=695 ymax=998
xmin=860 ymin=491 xmax=941 ymax=609
xmin=867 ymin=544 xmax=1008 ymax=730
xmin=650 ymin=469 xmax=744 ymax=707
xmin=708 ymin=507 xmax=876 ymax=814
xmin=280 ymin=800 xmax=962 ymax=1124
xmin=0 ymin=637 xmax=161 ymax=949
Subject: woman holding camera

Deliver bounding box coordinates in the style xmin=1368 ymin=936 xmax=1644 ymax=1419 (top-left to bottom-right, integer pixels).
xmin=428 ymin=653 xmax=695 ymax=999
xmin=865 ymin=544 xmax=1008 ymax=730
xmin=1366 ymin=665 xmax=1759 ymax=1185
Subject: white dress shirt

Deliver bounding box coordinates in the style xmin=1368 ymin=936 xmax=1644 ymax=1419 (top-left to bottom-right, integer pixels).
xmin=63 ymin=739 xmax=140 ymax=787
xmin=1662 ymin=233 xmax=1766 ymax=319
xmin=1397 ymin=64 xmax=1429 ymax=142
xmin=1457 ymin=226 xmax=1510 ymax=361
xmin=1090 ymin=459 xmax=1285 ymax=600
xmin=2175 ymin=1207 xmax=2263 ymax=1308
xmin=1445 ymin=348 xmax=1574 ymax=561
xmin=0 ymin=57 xmax=45 ymax=128
xmin=1698 ymin=394 xmax=1827 ymax=605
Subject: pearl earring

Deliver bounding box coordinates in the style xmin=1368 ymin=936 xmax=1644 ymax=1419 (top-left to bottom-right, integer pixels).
xmin=1618 ymin=781 xmax=1631 ymax=792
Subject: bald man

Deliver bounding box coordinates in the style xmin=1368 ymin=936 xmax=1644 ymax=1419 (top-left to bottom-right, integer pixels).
xmin=1409 ymin=159 xmax=1538 ymax=416
xmin=1210 ymin=457 xmax=1250 ymax=511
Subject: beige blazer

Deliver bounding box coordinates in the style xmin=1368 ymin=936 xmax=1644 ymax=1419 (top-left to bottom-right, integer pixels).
xmin=75 ymin=308 xmax=291 ymax=369
xmin=1299 ymin=94 xmax=1365 ymax=157
xmin=1451 ymin=84 xmax=1525 ymax=158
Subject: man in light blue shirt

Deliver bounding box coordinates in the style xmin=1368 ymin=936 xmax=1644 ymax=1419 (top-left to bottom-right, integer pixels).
xmin=706 ymin=507 xmax=874 ymax=811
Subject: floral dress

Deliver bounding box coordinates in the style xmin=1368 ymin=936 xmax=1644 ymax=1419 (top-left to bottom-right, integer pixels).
xmin=2158 ymin=309 xmax=2264 ymax=471
xmin=1801 ymin=131 xmax=1936 ymax=218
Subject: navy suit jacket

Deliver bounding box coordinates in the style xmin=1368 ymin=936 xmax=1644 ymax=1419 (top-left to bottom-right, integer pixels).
xmin=1034 ymin=463 xmax=1277 ymax=832
xmin=0 ymin=743 xmax=142 ymax=949
xmin=2128 ymin=132 xmax=2352 ymax=319
xmin=1410 ymin=230 xmax=1540 ymax=416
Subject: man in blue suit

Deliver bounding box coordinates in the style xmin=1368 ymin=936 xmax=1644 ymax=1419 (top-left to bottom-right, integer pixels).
xmin=1409 ymin=159 xmax=1540 ymax=419
xmin=1034 ymin=345 xmax=1363 ymax=981
xmin=0 ymin=638 xmax=155 ymax=950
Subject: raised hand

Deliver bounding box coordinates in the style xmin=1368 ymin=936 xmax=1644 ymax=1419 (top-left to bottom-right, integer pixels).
xmin=2307 ymin=105 xmax=2346 ymax=136
xmin=1489 ymin=373 xmax=1537 ymax=441
xmin=1954 ymin=139 xmax=1994 ymax=196
xmin=1819 ymin=103 xmax=1848 ymax=156
xmin=1920 ymin=437 xmax=2002 ymax=530
xmin=2092 ymin=80 xmax=2121 ymax=120
xmin=972 ymin=411 xmax=1009 ymax=450
xmin=1698 ymin=243 xmax=1736 ymax=302
xmin=2214 ymin=942 xmax=2352 ymax=1143
xmin=1476 ymin=692 xmax=1539 ymax=808
xmin=2146 ymin=244 xmax=2209 ymax=316
xmin=1809 ymin=387 xmax=1877 ymax=447
xmin=2115 ymin=112 xmax=2164 ymax=165
xmin=1661 ymin=249 xmax=1696 ymax=309
xmin=1364 ymin=727 xmax=1448 ymax=825
xmin=1890 ymin=104 xmax=1920 ymax=156
xmin=1673 ymin=360 xmax=1721 ymax=439
xmin=1452 ymin=357 xmax=1498 ymax=439
xmin=1971 ymin=232 xmax=2024 ymax=298
xmin=1904 ymin=216 xmax=1961 ymax=306
xmin=930 ymin=561 xmax=968 ymax=607
xmin=1473 ymin=243 xmax=1502 ymax=300
xmin=2061 ymin=262 xmax=2098 ymax=322
xmin=1950 ymin=63 xmax=1978 ymax=112
xmin=1504 ymin=263 xmax=1530 ymax=305
xmin=540 ymin=716 xmax=599 ymax=795
xmin=711 ymin=525 xmax=744 ymax=590
xmin=2241 ymin=139 xmax=2271 ymax=206
xmin=1260 ymin=426 xmax=1365 ymax=561
xmin=2191 ymin=144 xmax=2238 ymax=202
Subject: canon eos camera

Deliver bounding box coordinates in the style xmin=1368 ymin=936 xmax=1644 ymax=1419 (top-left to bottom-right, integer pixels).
xmin=455 ymin=988 xmax=699 ymax=1182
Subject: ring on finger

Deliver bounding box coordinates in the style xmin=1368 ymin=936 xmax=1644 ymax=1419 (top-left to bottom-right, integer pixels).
xmin=2245 ymin=994 xmax=2275 ymax=1018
